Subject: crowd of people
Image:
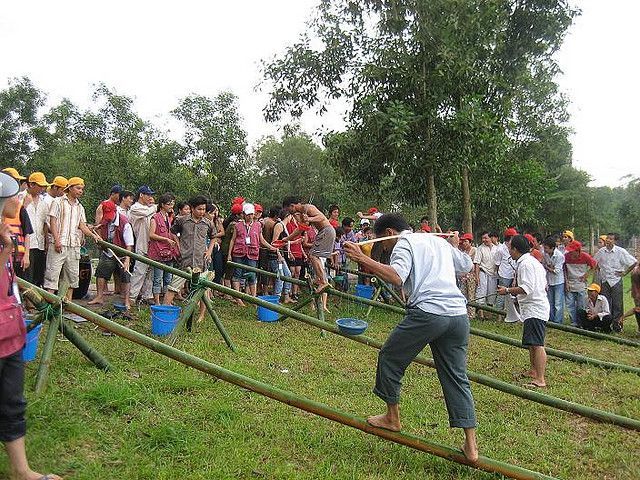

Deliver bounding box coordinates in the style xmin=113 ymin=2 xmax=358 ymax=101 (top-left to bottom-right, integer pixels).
xmin=2 ymin=166 xmax=640 ymax=475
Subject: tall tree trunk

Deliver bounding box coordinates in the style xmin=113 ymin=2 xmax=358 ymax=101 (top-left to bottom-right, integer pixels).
xmin=461 ymin=164 xmax=472 ymax=234
xmin=427 ymin=168 xmax=438 ymax=227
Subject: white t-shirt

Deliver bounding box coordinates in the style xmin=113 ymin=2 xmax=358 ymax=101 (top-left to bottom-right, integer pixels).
xmin=594 ymin=245 xmax=637 ymax=287
xmin=474 ymin=243 xmax=496 ymax=275
xmin=494 ymin=242 xmax=516 ymax=279
xmin=515 ymin=253 xmax=550 ymax=321
xmin=542 ymin=248 xmax=565 ymax=286
xmin=390 ymin=232 xmax=470 ymax=316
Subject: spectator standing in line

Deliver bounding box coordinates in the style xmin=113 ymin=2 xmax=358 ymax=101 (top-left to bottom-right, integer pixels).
xmin=327 ymin=204 xmax=340 ymax=229
xmin=622 ymin=254 xmax=640 ymax=334
xmin=594 ymin=233 xmax=637 ymax=332
xmin=458 ymin=233 xmax=476 ymax=318
xmin=473 ymin=231 xmax=497 ymax=318
xmin=147 ymin=194 xmax=178 ymax=305
xmin=270 ymin=209 xmax=295 ymax=303
xmin=0 ymin=168 xmax=32 ymax=279
xmin=95 ymin=185 xmax=122 ymax=224
xmin=542 ymin=236 xmax=566 ymax=323
xmin=557 ymin=230 xmax=574 ymax=255
xmin=117 ymin=190 xmax=135 ymax=219
xmin=128 ymin=186 xmax=157 ymax=305
xmin=45 ymin=177 xmax=100 ymax=300
xmin=524 ymin=234 xmax=544 ymax=263
xmin=563 ymin=240 xmax=597 ymax=327
xmin=493 ymin=228 xmax=518 ymax=311
xmin=23 ymin=172 xmax=50 ymax=286
xmin=285 ymin=210 xmax=305 ymax=299
xmin=497 ymin=235 xmax=549 ymax=388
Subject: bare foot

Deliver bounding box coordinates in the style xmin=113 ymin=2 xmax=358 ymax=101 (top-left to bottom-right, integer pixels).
xmin=524 ymin=381 xmax=546 ymax=388
xmin=196 ymin=315 xmax=205 ymax=324
xmin=315 ymin=283 xmax=331 ymax=294
xmin=87 ymin=297 xmax=103 ymax=305
xmin=323 ymin=307 xmax=331 ymax=313
xmin=366 ymin=413 xmax=401 ymax=432
xmin=235 ymin=299 xmax=246 ymax=307
xmin=27 ymin=471 xmax=63 ymax=480
xmin=521 ymin=370 xmax=535 ymax=378
xmin=462 ymin=439 xmax=479 ymax=463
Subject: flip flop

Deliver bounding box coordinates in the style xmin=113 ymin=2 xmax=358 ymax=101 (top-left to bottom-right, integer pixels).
xmin=523 ymin=382 xmax=546 ymax=389
xmin=39 ymin=474 xmax=57 ymax=479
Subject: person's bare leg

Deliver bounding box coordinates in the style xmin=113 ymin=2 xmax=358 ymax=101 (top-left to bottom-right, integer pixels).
xmin=462 ymin=428 xmax=479 ymax=462
xmin=322 ymin=292 xmax=330 ymax=313
xmin=88 ymin=278 xmax=106 ymax=305
xmin=5 ymin=436 xmax=62 ymax=480
xmin=231 ymin=281 xmax=246 ymax=306
xmin=530 ymin=346 xmax=547 ymax=386
xmin=249 ymin=283 xmax=257 ymax=297
xmin=122 ymin=282 xmax=131 ymax=310
xmin=310 ymin=256 xmax=329 ymax=293
xmin=367 ymin=403 xmax=401 ymax=431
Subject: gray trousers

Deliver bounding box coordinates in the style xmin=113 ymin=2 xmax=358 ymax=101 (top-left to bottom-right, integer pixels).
xmin=600 ymin=280 xmax=623 ymax=321
xmin=374 ymin=308 xmax=477 ymax=428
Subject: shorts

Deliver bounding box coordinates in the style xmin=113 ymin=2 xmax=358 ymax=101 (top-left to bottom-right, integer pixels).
xmin=232 ymin=256 xmax=258 ymax=284
xmin=287 ymin=257 xmax=305 ymax=268
xmin=310 ymin=225 xmax=336 ymax=258
xmin=43 ymin=245 xmax=81 ymax=290
xmin=522 ymin=318 xmax=546 ymax=347
xmin=95 ymin=254 xmax=131 ymax=284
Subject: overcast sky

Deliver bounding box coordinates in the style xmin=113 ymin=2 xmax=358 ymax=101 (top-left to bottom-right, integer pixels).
xmin=1 ymin=0 xmax=638 ymax=187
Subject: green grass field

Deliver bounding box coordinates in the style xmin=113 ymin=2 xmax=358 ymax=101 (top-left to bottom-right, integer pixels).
xmin=1 ymin=277 xmax=639 ymax=479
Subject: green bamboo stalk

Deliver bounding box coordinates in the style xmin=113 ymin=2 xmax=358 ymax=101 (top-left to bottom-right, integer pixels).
xmin=201 ymin=293 xmax=235 ymax=352
xmin=365 ymin=285 xmax=383 ymax=317
xmin=168 ymin=288 xmax=206 ymax=345
xmin=468 ymin=301 xmax=640 ymax=348
xmin=377 ymin=278 xmax=405 ymax=305
xmin=470 ymin=327 xmax=640 ymax=375
xmin=93 ymin=241 xmax=640 ymax=431
xmin=26 ymin=311 xmax=47 ymax=332
xmin=34 ymin=313 xmax=61 ymax=394
xmin=23 ymin=282 xmax=560 ymax=480
xmin=19 ymin=281 xmax=112 ymax=372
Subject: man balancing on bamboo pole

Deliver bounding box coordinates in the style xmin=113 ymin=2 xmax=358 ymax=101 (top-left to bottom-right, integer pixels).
xmin=281 ymin=196 xmax=335 ymax=295
xmin=343 ymin=213 xmax=479 ymax=462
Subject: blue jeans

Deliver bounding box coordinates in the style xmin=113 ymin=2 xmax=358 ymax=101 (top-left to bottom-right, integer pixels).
xmin=565 ymin=290 xmax=586 ymax=326
xmin=547 ymin=283 xmax=565 ymax=323
xmin=152 ymin=261 xmax=173 ymax=295
xmin=270 ymin=259 xmax=291 ymax=295
xmin=232 ymin=256 xmax=258 ymax=284
xmin=494 ymin=276 xmax=513 ymax=311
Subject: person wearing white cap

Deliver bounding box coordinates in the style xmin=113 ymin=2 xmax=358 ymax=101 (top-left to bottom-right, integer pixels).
xmin=0 ymin=172 xmax=63 ymax=480
xmin=228 ymin=202 xmax=276 ymax=304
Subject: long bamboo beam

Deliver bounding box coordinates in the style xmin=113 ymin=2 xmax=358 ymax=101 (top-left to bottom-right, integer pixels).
xmin=201 ymin=293 xmax=235 ymax=351
xmin=467 ymin=301 xmax=640 ymax=348
xmin=94 ymin=241 xmax=640 ymax=431
xmin=24 ymin=282 xmax=559 ymax=480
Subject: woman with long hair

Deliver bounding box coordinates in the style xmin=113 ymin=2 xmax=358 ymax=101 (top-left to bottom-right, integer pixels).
xmin=147 ymin=193 xmax=178 ymax=305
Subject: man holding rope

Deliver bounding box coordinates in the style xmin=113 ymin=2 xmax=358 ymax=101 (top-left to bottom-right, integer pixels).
xmin=343 ymin=213 xmax=478 ymax=462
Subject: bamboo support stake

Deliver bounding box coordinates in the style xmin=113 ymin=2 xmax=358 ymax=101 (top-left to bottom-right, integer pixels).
xmin=168 ymin=288 xmax=206 ymax=346
xmin=20 ymin=283 xmax=560 ymax=480
xmin=201 ymin=293 xmax=235 ymax=352
xmin=34 ymin=313 xmax=61 ymax=394
xmin=93 ymin=242 xmax=640 ymax=430
xmin=365 ymin=285 xmax=383 ymax=317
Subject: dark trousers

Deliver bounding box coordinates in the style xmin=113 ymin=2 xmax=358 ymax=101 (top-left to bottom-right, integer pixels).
xmin=577 ymin=309 xmax=612 ymax=333
xmin=0 ymin=350 xmax=27 ymax=442
xmin=26 ymin=248 xmax=47 ymax=287
xmin=600 ymin=281 xmax=623 ymax=320
xmin=374 ymin=308 xmax=476 ymax=428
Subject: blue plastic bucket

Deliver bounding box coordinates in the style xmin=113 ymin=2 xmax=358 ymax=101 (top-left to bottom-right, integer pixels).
xmin=150 ymin=305 xmax=181 ymax=336
xmin=23 ymin=319 xmax=43 ymax=362
xmin=257 ymin=295 xmax=280 ymax=322
xmin=355 ymin=284 xmax=375 ymax=300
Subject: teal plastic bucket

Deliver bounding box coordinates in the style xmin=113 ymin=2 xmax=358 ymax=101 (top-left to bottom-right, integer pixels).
xmin=257 ymin=295 xmax=280 ymax=322
xmin=150 ymin=305 xmax=181 ymax=336
xmin=22 ymin=319 xmax=43 ymax=362
xmin=355 ymin=284 xmax=375 ymax=300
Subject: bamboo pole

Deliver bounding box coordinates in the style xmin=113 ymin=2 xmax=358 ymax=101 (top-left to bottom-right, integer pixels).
xmin=365 ymin=285 xmax=383 ymax=317
xmin=468 ymin=301 xmax=640 ymax=348
xmin=22 ymin=283 xmax=560 ymax=480
xmin=34 ymin=313 xmax=61 ymax=394
xmin=470 ymin=327 xmax=640 ymax=375
xmin=277 ymin=296 xmax=314 ymax=322
xmin=168 ymin=288 xmax=206 ymax=345
xmin=201 ymin=293 xmax=235 ymax=352
xmin=93 ymin=242 xmax=640 ymax=430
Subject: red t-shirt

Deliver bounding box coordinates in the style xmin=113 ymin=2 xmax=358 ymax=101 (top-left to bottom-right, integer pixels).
xmin=286 ymin=221 xmax=303 ymax=258
xmin=329 ymin=219 xmax=339 ymax=228
xmin=530 ymin=249 xmax=544 ymax=262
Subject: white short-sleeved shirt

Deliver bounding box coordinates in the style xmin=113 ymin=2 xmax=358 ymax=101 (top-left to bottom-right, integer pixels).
xmin=494 ymin=242 xmax=516 ymax=279
xmin=390 ymin=232 xmax=469 ymax=316
xmin=474 ymin=243 xmax=496 ymax=275
xmin=515 ymin=253 xmax=550 ymax=321
xmin=586 ymin=294 xmax=610 ymax=319
xmin=542 ymin=248 xmax=565 ymax=286
xmin=48 ymin=195 xmax=87 ymax=248
xmin=594 ymin=245 xmax=637 ymax=287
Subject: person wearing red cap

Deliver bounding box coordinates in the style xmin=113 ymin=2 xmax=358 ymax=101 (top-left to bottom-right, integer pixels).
xmin=357 ymin=207 xmax=383 ymax=223
xmin=524 ymin=234 xmax=543 ymax=263
xmin=88 ymin=201 xmax=135 ymax=310
xmin=563 ymin=240 xmax=596 ymax=326
xmin=220 ymin=203 xmax=244 ymax=291
xmin=254 ymin=203 xmax=264 ymax=221
xmin=493 ymin=228 xmax=518 ymax=312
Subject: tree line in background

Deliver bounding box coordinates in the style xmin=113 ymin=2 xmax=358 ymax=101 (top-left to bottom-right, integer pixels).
xmin=1 ymin=1 xmax=638 ymax=244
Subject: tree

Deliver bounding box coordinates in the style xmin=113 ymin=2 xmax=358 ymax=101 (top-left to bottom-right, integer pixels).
xmin=263 ymin=0 xmax=578 ymax=231
xmin=172 ymin=92 xmax=250 ymax=203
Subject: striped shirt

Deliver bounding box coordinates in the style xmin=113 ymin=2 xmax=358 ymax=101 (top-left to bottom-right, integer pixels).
xmin=49 ymin=195 xmax=87 ymax=247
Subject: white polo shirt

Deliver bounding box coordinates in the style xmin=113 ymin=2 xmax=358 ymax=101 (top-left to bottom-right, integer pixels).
xmin=494 ymin=242 xmax=516 ymax=279
xmin=594 ymin=245 xmax=637 ymax=287
xmin=390 ymin=232 xmax=470 ymax=316
xmin=514 ymin=253 xmax=550 ymax=321
xmin=474 ymin=243 xmax=496 ymax=275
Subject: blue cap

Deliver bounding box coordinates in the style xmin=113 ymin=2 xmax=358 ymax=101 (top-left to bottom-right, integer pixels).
xmin=138 ymin=185 xmax=155 ymax=195
xmin=110 ymin=184 xmax=123 ymax=194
